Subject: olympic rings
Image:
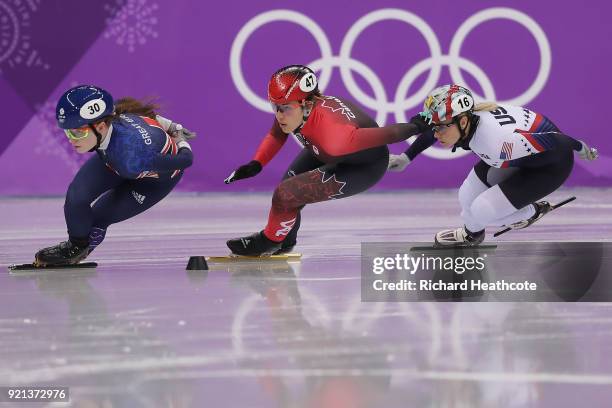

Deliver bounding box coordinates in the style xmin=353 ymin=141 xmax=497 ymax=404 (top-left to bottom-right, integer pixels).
xmin=230 ymin=7 xmax=551 ymax=160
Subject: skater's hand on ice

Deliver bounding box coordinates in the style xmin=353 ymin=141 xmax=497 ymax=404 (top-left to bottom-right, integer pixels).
xmin=578 ymin=141 xmax=598 ymax=161
xmin=388 ymin=153 xmax=411 ymax=172
xmin=224 ymin=160 xmax=262 ymax=184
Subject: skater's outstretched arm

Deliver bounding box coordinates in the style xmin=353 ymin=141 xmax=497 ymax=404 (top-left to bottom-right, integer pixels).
xmin=253 ymin=121 xmax=289 ymax=166
xmin=320 ymin=114 xmax=431 ymax=158
xmin=462 ymin=129 xmax=599 ymax=169
xmin=405 ymin=128 xmax=437 ymax=160
xmin=531 ymin=132 xmax=598 ymax=161
xmin=388 ymin=128 xmax=436 ymax=172
xmin=225 ymin=121 xmax=288 ymax=184
xmin=570 ymin=137 xmax=598 ymax=160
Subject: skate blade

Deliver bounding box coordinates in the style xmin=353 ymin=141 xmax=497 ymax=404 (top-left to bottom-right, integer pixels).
xmin=551 ymin=196 xmax=576 ymax=209
xmin=209 ymin=253 xmax=302 ymax=263
xmin=8 ymin=262 xmax=98 ymax=272
xmin=493 ymin=196 xmax=576 ymax=237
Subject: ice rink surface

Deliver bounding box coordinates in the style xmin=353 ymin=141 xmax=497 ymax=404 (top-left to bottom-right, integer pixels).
xmin=1 ymin=188 xmax=612 ymax=407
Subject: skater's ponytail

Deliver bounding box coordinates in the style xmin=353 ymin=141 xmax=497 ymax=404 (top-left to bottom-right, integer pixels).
xmin=113 ymin=97 xmax=160 ymax=118
xmin=474 ymin=102 xmax=499 ymax=111
xmin=100 ymin=97 xmax=161 ymax=125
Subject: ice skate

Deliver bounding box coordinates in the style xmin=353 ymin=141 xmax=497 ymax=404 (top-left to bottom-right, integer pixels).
xmin=434 ymin=226 xmax=485 ymax=248
xmin=34 ymin=241 xmax=89 ymax=267
xmin=494 ymin=197 xmax=576 ymax=237
xmin=226 ymin=231 xmax=282 ymax=257
xmin=272 ymin=239 xmax=296 ymax=255
xmin=506 ymin=201 xmax=552 ymax=230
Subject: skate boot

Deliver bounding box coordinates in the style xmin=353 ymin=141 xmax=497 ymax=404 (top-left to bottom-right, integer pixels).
xmin=508 ymin=201 xmax=552 ymax=230
xmin=227 ymin=231 xmax=282 ymax=256
xmin=434 ymin=226 xmax=485 ymax=247
xmin=273 ymin=239 xmax=296 ymax=255
xmin=34 ymin=240 xmax=89 ymax=267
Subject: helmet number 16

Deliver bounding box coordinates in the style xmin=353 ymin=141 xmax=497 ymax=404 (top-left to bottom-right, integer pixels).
xmin=457 ymin=96 xmax=471 ymax=109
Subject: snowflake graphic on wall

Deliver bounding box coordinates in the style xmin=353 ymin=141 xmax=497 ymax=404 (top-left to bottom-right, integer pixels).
xmin=34 ymin=100 xmax=89 ymax=175
xmin=0 ymin=0 xmax=49 ymax=72
xmin=104 ymin=0 xmax=159 ymax=53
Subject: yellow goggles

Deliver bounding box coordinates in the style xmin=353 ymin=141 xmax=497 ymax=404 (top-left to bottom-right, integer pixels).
xmin=64 ymin=126 xmax=91 ymax=140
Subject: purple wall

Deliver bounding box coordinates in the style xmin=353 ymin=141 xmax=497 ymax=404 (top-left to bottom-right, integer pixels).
xmin=1 ymin=0 xmax=611 ymax=194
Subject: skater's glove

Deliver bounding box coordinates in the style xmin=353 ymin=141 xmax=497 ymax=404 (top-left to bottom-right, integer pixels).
xmin=387 ymin=153 xmax=411 ymax=172
xmin=224 ymin=160 xmax=262 ymax=184
xmin=578 ymin=140 xmax=598 ymax=161
xmin=409 ymin=112 xmax=433 ymax=134
xmin=170 ymin=133 xmax=191 ymax=151
xmin=156 ymin=115 xmax=197 ymax=140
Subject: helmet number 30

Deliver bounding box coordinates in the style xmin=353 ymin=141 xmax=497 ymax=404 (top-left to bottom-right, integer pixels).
xmin=80 ymin=99 xmax=107 ymax=120
xmin=88 ymin=103 xmax=101 ymax=115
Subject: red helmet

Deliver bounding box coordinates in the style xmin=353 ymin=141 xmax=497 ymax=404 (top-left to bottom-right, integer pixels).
xmin=268 ymin=65 xmax=319 ymax=104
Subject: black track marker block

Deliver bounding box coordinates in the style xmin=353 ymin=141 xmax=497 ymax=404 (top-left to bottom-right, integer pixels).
xmin=186 ymin=256 xmax=209 ymax=270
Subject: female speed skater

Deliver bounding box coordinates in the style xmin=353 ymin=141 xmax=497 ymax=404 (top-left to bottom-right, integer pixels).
xmin=34 ymin=85 xmax=195 ymax=266
xmin=224 ymin=64 xmax=432 ymax=256
xmin=388 ymin=84 xmax=598 ymax=247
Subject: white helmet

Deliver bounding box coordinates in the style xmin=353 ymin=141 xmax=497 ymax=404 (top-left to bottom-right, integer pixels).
xmin=423 ymin=84 xmax=474 ymax=123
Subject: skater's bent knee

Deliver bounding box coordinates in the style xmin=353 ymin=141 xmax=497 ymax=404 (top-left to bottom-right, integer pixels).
xmin=65 ymin=182 xmax=95 ymax=207
xmin=271 ymin=182 xmax=302 ymax=212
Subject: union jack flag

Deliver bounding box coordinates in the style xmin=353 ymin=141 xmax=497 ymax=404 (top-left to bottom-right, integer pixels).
xmin=500 ymin=142 xmax=513 ymax=160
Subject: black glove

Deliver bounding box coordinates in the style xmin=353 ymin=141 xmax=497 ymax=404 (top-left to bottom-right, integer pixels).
xmin=409 ymin=113 xmax=433 ymax=134
xmin=224 ymin=160 xmax=262 ymax=184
